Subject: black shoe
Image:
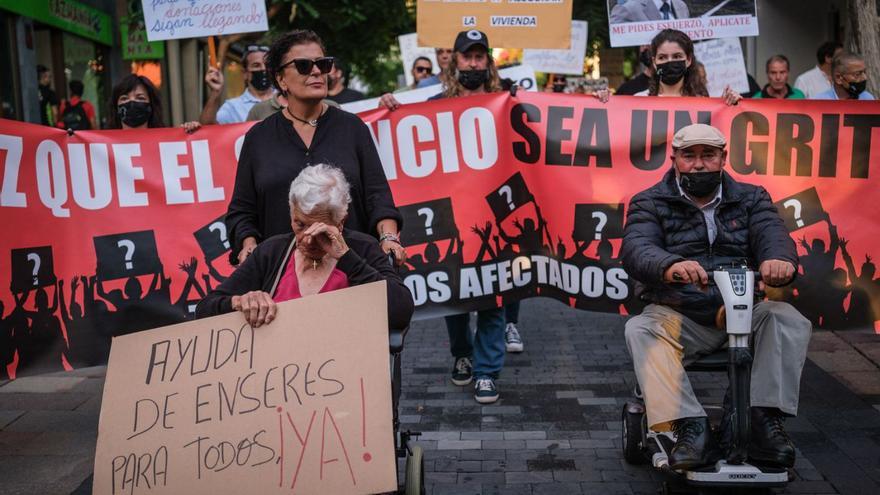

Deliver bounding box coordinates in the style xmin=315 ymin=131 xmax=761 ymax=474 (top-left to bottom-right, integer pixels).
xmin=451 ymin=357 xmax=473 ymax=386
xmin=669 ymin=417 xmax=722 ymax=470
xmin=749 ymin=407 xmax=796 ymax=467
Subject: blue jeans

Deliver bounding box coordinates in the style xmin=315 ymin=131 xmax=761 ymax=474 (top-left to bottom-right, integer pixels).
xmin=445 ymin=308 xmax=505 ymax=379
xmin=505 ymin=302 xmax=520 ymax=324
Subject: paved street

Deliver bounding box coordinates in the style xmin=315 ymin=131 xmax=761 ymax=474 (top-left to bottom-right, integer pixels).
xmin=2 ymin=298 xmax=880 ymax=494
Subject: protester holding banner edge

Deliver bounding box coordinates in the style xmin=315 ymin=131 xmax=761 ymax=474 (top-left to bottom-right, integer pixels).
xmin=380 ymin=29 xmax=526 ymax=404
xmin=626 ymin=29 xmax=742 ymax=106
xmin=107 ymin=74 xmax=201 ymax=133
xmin=197 ymin=164 xmax=414 ymax=331
xmin=226 ymin=29 xmax=405 ymax=270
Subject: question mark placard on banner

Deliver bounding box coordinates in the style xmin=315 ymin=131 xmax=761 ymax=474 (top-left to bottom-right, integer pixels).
xmin=773 ymin=187 xmax=826 ymax=233
xmin=486 ymin=173 xmax=534 ymax=222
xmin=194 ymin=214 xmax=233 ymax=261
xmin=399 ymin=198 xmax=457 ymax=246
xmin=573 ymin=204 xmax=626 ymax=242
xmin=416 ymin=208 xmax=435 ymax=235
xmin=93 ymin=231 xmax=162 ymax=280
xmin=10 ymin=246 xmax=55 ymax=292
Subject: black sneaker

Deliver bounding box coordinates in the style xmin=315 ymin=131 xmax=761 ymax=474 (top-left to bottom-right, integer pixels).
xmin=474 ymin=377 xmax=499 ymax=404
xmin=451 ymin=357 xmax=473 ymax=386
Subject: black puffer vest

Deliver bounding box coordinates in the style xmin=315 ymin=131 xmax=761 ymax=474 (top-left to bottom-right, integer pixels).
xmin=621 ymin=169 xmax=798 ymax=325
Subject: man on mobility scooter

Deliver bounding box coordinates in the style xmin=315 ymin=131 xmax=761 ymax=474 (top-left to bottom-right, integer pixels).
xmin=620 ymin=123 xmax=812 ymax=473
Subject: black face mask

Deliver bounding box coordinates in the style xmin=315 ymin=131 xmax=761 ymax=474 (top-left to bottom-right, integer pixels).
xmin=846 ymin=79 xmax=867 ymax=99
xmin=250 ymin=70 xmax=272 ymax=91
xmin=552 ymin=81 xmax=566 ymax=93
xmin=458 ymin=69 xmax=489 ymax=90
xmin=679 ymin=171 xmax=722 ymax=198
xmin=117 ymin=101 xmax=152 ymax=128
xmin=656 ymin=60 xmax=687 ymax=85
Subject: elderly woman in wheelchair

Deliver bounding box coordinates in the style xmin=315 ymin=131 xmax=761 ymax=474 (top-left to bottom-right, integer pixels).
xmin=196 ymin=163 xmax=413 ymax=330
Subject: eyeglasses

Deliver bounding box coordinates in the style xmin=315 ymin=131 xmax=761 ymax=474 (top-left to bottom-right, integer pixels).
xmin=279 ymin=57 xmax=335 ymax=75
xmin=414 ymin=66 xmax=432 ymax=74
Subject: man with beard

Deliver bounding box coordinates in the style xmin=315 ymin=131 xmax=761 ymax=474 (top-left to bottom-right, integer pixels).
xmin=200 ymin=45 xmax=275 ymax=124
xmin=377 ymin=30 xmax=516 ymax=404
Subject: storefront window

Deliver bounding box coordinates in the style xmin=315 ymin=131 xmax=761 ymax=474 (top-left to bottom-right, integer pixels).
xmin=62 ymin=31 xmax=105 ymax=127
xmin=0 ymin=11 xmax=20 ymax=120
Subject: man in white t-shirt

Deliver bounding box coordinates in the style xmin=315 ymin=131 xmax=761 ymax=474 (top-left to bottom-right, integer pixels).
xmin=794 ymin=41 xmax=842 ymax=99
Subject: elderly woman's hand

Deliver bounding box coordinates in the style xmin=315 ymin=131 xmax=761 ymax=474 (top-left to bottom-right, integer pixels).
xmin=231 ymin=290 xmax=277 ymax=328
xmin=302 ymin=223 xmax=349 ymax=259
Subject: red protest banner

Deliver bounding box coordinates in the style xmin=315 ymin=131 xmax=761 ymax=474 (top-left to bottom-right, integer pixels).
xmin=359 ymin=93 xmax=880 ymax=327
xmin=1 ymin=93 xmax=879 ymax=376
xmin=0 ymin=122 xmax=252 ymax=377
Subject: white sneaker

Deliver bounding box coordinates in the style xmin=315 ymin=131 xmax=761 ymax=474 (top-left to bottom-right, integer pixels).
xmin=505 ymin=322 xmax=524 ymax=353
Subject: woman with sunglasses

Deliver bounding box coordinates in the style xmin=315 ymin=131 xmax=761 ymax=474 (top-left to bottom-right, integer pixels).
xmin=226 ymin=29 xmax=405 ymax=268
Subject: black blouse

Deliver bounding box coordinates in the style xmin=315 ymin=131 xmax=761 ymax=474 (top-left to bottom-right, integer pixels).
xmin=225 ymin=106 xmax=402 ymax=264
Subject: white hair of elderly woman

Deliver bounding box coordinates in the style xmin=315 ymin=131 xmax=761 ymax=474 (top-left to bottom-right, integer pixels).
xmin=288 ymin=164 xmax=352 ymax=224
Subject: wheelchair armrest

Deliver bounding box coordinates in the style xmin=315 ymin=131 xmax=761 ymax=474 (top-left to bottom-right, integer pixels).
xmin=389 ymin=326 xmax=409 ymax=354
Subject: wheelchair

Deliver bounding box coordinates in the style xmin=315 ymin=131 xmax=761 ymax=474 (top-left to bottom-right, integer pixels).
xmin=621 ymin=266 xmax=790 ymax=493
xmin=390 ymin=325 xmax=425 ymax=494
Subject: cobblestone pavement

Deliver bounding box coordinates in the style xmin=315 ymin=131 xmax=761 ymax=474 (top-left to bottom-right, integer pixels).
xmin=1 ymin=298 xmax=880 ymax=494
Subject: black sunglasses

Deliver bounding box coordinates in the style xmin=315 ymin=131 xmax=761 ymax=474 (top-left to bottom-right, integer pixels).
xmin=279 ymin=57 xmax=335 ymax=75
xmin=414 ymin=66 xmax=432 ymax=74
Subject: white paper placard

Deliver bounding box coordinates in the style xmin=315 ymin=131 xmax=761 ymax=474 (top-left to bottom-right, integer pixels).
xmin=142 ymin=0 xmax=269 ymax=42
xmin=694 ymin=37 xmax=749 ymax=97
xmin=522 ymin=20 xmax=588 ymax=75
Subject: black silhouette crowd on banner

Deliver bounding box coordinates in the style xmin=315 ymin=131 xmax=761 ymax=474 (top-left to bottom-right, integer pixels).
xmin=2 ymin=188 xmax=879 ymax=378
xmin=770 ymin=214 xmax=880 ymax=330
xmin=0 ymin=257 xmax=227 ymax=378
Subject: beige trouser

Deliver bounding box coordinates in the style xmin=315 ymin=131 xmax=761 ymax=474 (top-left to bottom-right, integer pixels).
xmin=625 ymin=302 xmax=812 ymax=429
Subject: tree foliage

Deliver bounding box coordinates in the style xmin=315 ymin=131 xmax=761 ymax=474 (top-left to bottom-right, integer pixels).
xmin=266 ymin=0 xmax=415 ymax=95
xmin=264 ymin=1 xmax=616 ymax=94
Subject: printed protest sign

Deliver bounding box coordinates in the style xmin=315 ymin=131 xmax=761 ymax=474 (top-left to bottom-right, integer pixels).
xmin=417 ymin=0 xmax=573 ymax=49
xmin=694 ymin=37 xmax=750 ymax=97
xmin=607 ymin=0 xmax=760 ymax=47
xmin=93 ymin=282 xmax=396 ymax=495
xmin=141 ymin=0 xmax=268 ymax=41
xmin=523 ymin=20 xmax=589 ymax=75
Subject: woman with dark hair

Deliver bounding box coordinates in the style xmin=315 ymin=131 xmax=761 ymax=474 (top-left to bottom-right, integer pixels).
xmin=636 ymin=29 xmax=741 ymax=104
xmin=108 ymin=74 xmax=200 ymax=132
xmin=226 ymin=29 xmax=404 ymax=267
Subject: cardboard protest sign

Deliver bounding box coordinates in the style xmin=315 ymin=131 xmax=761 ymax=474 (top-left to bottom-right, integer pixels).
xmin=399 ymin=33 xmax=441 ymax=88
xmin=417 ymin=0 xmax=573 ymax=49
xmin=607 ymin=0 xmax=760 ymax=47
xmin=142 ymin=0 xmax=268 ymax=42
xmin=93 ymin=282 xmax=397 ymax=495
xmin=694 ymin=38 xmax=750 ymax=97
xmin=523 ymin=20 xmax=589 ymax=75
